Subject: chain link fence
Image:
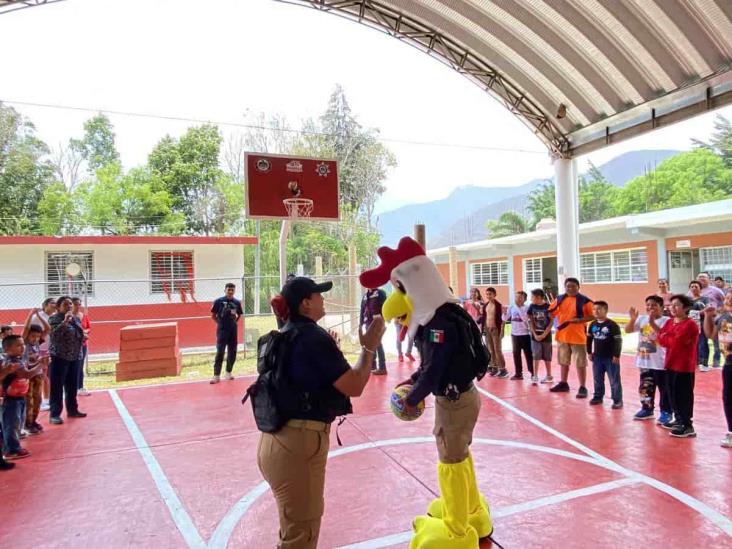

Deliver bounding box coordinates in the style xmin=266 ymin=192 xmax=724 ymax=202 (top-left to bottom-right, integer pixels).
xmin=0 ymin=274 xmax=368 ymax=389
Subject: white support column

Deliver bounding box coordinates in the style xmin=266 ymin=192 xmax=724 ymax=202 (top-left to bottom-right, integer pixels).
xmin=448 ymin=246 xmax=459 ymax=294
xmin=553 ymin=157 xmax=580 ymax=284
xmin=656 ymin=237 xmax=668 ymax=281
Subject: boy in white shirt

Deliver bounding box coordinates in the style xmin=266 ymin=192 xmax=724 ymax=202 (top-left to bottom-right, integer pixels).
xmin=503 ymin=291 xmax=533 ymax=381
xmin=626 ymin=295 xmax=671 ymax=424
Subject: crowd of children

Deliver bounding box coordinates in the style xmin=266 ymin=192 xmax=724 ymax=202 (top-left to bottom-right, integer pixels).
xmin=0 ymin=296 xmax=91 ymax=471
xmin=462 ymin=273 xmax=732 ymax=447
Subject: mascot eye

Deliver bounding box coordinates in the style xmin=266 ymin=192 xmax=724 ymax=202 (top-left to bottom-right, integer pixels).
xmin=395 ymin=281 xmax=406 ymax=294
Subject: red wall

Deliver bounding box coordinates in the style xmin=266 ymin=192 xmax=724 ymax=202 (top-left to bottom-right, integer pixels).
xmin=0 ymin=302 xmax=244 ymax=354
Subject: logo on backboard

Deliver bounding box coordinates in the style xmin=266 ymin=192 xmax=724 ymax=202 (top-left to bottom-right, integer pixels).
xmin=315 ymin=162 xmax=331 ymax=177
xmin=255 ymin=158 xmax=271 ymax=173
xmin=286 ymin=160 xmax=303 ymax=173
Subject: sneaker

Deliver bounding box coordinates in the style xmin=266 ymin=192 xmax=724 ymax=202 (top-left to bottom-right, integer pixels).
xmin=699 ymin=365 xmax=711 ymax=372
xmin=406 ymin=353 xmax=416 ymax=362
xmin=488 ymin=368 xmax=498 ymax=377
xmin=78 ymin=388 xmax=91 ymax=396
xmin=26 ymin=425 xmax=42 ymax=435
xmin=634 ymin=408 xmax=654 ymax=420
xmin=657 ymin=411 xmax=672 ymax=425
xmin=531 ymin=375 xmax=539 ymax=385
xmin=550 ymin=381 xmax=570 ymax=392
xmin=32 ymin=422 xmax=44 ymax=432
xmin=4 ymin=449 xmax=31 ymax=460
xmin=372 ymin=368 xmax=387 ymax=376
xmin=40 ymin=401 xmax=50 ymax=412
xmin=496 ymin=369 xmax=509 ymax=379
xmin=661 ymin=419 xmax=680 ymax=430
xmin=210 ymin=376 xmax=220 ymax=384
xmin=19 ymin=430 xmax=28 ymax=439
xmin=49 ymin=417 xmax=63 ymax=425
xmin=0 ymin=460 xmax=15 ymax=471
xmin=670 ymin=425 xmax=696 ymax=438
xmin=540 ymin=375 xmax=554 ymax=384
xmin=611 ymin=402 xmax=623 ymax=410
xmin=721 ymin=432 xmax=732 ymax=448
xmin=224 ymin=372 xmax=234 ymax=381
xmin=68 ymin=411 xmax=87 ymax=418
xmin=398 ymin=355 xmax=404 ymax=363
xmin=510 ymin=374 xmax=523 ymax=380
xmin=712 ymin=361 xmax=721 ymax=369
xmin=575 ymin=386 xmax=588 ymax=399
xmin=589 ymin=397 xmax=603 ymax=405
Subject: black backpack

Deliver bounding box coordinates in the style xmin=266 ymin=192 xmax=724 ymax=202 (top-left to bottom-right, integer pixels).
xmin=446 ymin=304 xmax=490 ymax=381
xmin=241 ymin=327 xmax=301 ymax=433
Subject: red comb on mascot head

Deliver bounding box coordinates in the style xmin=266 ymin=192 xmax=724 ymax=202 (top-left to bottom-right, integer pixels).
xmin=360 ymin=237 xmax=493 ymax=549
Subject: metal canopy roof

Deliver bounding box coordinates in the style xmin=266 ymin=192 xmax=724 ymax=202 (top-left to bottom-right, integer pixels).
xmin=5 ymin=0 xmax=732 ymax=158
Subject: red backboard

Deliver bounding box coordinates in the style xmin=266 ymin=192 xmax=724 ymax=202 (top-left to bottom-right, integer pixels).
xmin=245 ymin=153 xmax=340 ymax=221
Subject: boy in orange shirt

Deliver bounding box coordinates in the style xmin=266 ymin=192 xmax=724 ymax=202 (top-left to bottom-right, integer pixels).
xmin=548 ymin=278 xmax=595 ymax=398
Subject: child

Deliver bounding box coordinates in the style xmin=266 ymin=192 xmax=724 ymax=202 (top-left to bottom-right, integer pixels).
xmin=703 ymin=292 xmax=732 ymax=447
xmin=528 ymin=288 xmax=553 ymax=385
xmin=22 ymin=324 xmax=45 ymax=435
xmin=626 ymin=296 xmax=671 ymax=423
xmin=503 ymin=291 xmax=533 ymax=381
xmin=395 ymin=318 xmax=416 ymax=363
xmin=1 ymin=335 xmax=41 ymax=459
xmin=0 ymin=357 xmax=21 ymax=470
xmin=586 ymin=301 xmax=623 ymax=408
xmin=651 ymin=294 xmax=699 ymax=438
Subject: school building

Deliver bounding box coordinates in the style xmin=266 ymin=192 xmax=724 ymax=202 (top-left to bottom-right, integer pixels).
xmin=428 ymin=199 xmax=732 ymax=314
xmin=0 ymin=235 xmax=256 ymax=353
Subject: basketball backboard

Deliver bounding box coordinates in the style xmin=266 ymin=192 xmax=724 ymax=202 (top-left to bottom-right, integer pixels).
xmin=245 ymin=153 xmax=340 ymax=221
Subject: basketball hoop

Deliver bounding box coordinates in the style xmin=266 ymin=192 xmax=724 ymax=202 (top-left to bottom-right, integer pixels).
xmin=283 ymin=198 xmax=314 ymax=220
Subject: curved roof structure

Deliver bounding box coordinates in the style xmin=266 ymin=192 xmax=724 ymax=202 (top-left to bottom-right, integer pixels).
xmin=5 ymin=0 xmax=732 ymax=157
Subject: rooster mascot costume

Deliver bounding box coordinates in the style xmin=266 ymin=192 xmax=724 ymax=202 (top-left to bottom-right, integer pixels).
xmin=360 ymin=237 xmax=493 ymax=548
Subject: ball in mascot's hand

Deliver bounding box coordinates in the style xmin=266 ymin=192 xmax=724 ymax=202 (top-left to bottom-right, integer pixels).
xmin=390 ymin=385 xmax=425 ymax=421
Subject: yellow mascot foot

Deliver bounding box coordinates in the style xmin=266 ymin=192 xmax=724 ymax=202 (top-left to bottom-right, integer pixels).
xmin=409 ymin=515 xmax=479 ymax=549
xmin=426 ymin=494 xmax=493 ymax=540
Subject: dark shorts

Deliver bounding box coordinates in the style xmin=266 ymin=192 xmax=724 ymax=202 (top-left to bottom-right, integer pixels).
xmin=531 ymin=339 xmax=553 ymax=362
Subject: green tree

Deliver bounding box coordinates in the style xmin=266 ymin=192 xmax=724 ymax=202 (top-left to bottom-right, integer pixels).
xmin=0 ymin=104 xmax=54 ymax=234
xmin=148 ymin=124 xmax=244 ymax=235
xmin=72 ymin=114 xmax=120 ymax=173
xmin=614 ymin=148 xmax=732 ymax=214
xmin=693 ymin=114 xmax=732 ymax=167
xmin=485 ymin=211 xmax=530 ymax=237
xmin=37 ymin=182 xmax=84 ymax=235
xmin=79 ymin=164 xmax=184 ymax=235
xmin=578 ymin=163 xmax=618 ymax=222
xmin=527 ymin=180 xmax=555 ymax=227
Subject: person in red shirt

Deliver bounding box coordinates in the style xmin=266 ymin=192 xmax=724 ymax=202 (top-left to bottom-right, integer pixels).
xmin=650 ymin=294 xmax=699 ymax=438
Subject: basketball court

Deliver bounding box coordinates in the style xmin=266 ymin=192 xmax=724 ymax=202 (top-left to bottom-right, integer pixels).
xmin=3 ymin=354 xmax=730 ymax=548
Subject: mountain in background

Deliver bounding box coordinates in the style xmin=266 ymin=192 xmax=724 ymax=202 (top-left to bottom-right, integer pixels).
xmin=375 ymin=149 xmax=680 ymax=248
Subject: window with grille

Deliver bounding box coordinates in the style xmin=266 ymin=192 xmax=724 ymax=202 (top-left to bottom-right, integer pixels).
xmin=471 ymin=261 xmax=508 ymax=286
xmin=580 ymin=248 xmax=648 ymax=283
xmin=150 ymin=251 xmax=194 ymax=294
xmin=524 ymin=258 xmax=542 ymax=284
xmin=701 ymin=246 xmax=732 ymax=283
xmin=45 ymin=252 xmax=94 ymax=297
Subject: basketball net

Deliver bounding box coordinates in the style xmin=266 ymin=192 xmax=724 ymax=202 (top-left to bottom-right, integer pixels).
xmin=283 ymin=198 xmax=314 ymax=220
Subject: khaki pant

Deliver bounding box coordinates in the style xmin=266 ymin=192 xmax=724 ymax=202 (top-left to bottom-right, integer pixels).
xmin=558 ymin=343 xmax=587 ymax=368
xmin=433 ymin=387 xmax=481 ymax=463
xmin=485 ymin=327 xmax=505 ymax=369
xmin=257 ymin=420 xmax=330 ymax=549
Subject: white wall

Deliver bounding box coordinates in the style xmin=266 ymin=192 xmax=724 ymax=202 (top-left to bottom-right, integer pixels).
xmin=0 ymin=243 xmax=246 ymax=309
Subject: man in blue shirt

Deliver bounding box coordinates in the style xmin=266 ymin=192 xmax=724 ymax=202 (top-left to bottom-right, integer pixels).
xmin=360 ymin=287 xmax=387 ymax=374
xmin=210 ymin=283 xmax=243 ymax=384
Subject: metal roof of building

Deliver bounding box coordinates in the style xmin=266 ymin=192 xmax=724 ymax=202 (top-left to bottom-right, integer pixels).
xmin=5 ymin=0 xmax=732 ymax=158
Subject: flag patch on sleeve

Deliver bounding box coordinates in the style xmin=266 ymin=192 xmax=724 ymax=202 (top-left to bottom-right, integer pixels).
xmin=429 ymin=329 xmax=445 ymax=343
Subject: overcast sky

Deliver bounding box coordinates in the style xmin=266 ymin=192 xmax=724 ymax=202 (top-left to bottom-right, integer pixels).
xmin=2 ymin=0 xmax=730 ymax=214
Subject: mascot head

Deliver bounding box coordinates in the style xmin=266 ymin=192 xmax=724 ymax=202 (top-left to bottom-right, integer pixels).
xmin=360 ymin=236 xmax=458 ymax=339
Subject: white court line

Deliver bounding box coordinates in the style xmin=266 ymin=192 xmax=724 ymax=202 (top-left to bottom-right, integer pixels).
xmin=209 ymin=436 xmax=623 ymax=548
xmin=475 ymin=385 xmax=732 ymax=537
xmin=109 ymin=389 xmax=206 ymax=549
xmin=336 ymin=478 xmax=640 ymax=549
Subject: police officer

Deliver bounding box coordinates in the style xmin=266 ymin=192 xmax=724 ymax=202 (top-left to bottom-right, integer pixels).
xmin=257 ymin=277 xmax=385 ymax=549
xmin=210 ymin=283 xmax=243 ymax=384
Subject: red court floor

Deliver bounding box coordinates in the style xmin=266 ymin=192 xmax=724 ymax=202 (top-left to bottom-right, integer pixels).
xmin=2 ymin=355 xmax=731 ymax=549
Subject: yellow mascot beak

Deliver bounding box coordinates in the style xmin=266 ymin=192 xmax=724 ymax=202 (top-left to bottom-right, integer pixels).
xmin=382 ymin=290 xmax=413 ymax=326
